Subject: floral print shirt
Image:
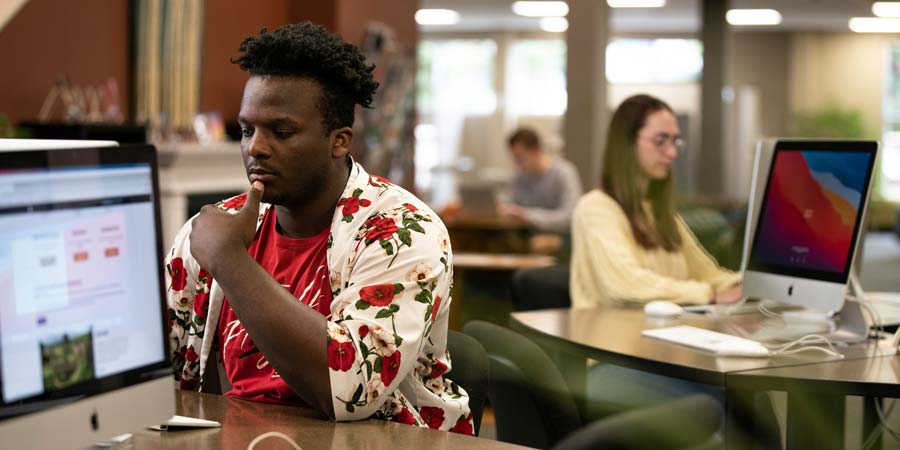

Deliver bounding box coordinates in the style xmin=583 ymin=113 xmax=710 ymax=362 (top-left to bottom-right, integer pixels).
xmin=165 ymin=160 xmax=472 ymax=433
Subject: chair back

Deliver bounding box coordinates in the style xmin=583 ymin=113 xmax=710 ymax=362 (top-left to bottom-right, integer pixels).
xmin=550 ymin=394 xmax=722 ymax=450
xmin=446 ymin=329 xmax=489 ymax=436
xmin=463 ymin=321 xmax=581 ymax=448
xmin=510 ymin=265 xmax=571 ymax=311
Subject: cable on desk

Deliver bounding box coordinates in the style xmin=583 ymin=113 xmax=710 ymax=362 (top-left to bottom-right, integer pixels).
xmin=765 ymin=334 xmax=844 ymax=359
xmin=247 ymin=431 xmax=303 ymax=450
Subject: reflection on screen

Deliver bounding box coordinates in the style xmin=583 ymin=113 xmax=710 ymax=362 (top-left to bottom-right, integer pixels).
xmin=752 ymin=150 xmax=872 ymax=274
xmin=0 ymin=165 xmax=165 ymax=403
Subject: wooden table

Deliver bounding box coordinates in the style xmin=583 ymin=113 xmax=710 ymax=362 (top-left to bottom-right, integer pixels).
xmin=450 ymin=253 xmax=556 ymax=330
xmin=129 ymin=390 xmax=530 ymax=450
xmin=508 ymin=306 xmax=894 ymax=450
xmin=445 ymin=216 xmax=534 ymax=254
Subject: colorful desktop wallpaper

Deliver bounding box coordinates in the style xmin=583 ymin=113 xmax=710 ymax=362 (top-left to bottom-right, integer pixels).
xmin=752 ymin=150 xmax=871 ymax=273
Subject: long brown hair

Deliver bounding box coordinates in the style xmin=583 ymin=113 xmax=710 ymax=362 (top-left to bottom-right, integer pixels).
xmin=601 ymin=94 xmax=681 ymax=251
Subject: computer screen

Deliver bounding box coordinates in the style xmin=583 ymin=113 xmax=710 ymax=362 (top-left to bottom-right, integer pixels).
xmin=743 ymin=140 xmax=878 ymax=314
xmin=0 ymin=142 xmax=173 ymax=448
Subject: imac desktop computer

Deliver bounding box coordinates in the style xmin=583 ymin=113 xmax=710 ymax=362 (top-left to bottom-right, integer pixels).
xmin=0 ymin=140 xmax=175 ymax=448
xmin=740 ymin=139 xmax=879 ymax=342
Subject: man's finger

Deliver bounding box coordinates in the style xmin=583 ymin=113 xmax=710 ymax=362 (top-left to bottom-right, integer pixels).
xmin=241 ymin=181 xmax=265 ymax=216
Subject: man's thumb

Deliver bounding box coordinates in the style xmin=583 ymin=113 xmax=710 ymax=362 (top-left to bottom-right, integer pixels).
xmin=242 ymin=181 xmax=264 ymax=214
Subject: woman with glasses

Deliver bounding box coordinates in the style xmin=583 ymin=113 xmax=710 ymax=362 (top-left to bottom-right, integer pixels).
xmin=570 ymin=93 xmax=742 ymax=308
xmin=570 ymin=96 xmax=780 ymax=449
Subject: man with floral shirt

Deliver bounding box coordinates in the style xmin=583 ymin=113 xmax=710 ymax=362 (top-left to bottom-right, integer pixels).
xmin=165 ymin=22 xmax=471 ymax=433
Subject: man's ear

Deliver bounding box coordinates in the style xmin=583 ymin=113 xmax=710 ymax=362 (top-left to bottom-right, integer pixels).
xmin=331 ymin=127 xmax=353 ymax=159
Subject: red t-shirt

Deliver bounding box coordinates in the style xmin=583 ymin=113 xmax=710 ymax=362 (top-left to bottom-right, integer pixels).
xmin=217 ymin=208 xmax=332 ymax=405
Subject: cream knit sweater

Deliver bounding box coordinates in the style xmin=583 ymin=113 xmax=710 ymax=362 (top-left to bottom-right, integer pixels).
xmin=570 ymin=189 xmax=741 ymax=308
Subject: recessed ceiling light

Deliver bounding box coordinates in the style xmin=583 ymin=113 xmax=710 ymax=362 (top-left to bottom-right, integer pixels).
xmin=873 ymin=2 xmax=900 ymax=18
xmin=415 ymin=9 xmax=460 ymax=26
xmin=725 ymin=9 xmax=782 ymax=26
xmin=849 ymin=17 xmax=900 ymax=33
xmin=607 ymin=0 xmax=666 ymax=7
xmin=539 ymin=17 xmax=569 ymax=32
xmin=512 ymin=1 xmax=569 ymax=17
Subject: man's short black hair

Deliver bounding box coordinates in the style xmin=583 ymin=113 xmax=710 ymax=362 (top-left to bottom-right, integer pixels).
xmin=507 ymin=127 xmax=542 ymax=150
xmin=232 ymin=22 xmax=379 ymax=134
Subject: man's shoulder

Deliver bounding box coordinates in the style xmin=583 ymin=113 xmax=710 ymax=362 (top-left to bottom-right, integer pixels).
xmin=347 ymin=172 xmax=442 ymax=224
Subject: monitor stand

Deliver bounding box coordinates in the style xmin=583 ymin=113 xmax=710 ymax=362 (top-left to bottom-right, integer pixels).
xmin=828 ymin=299 xmax=869 ymax=343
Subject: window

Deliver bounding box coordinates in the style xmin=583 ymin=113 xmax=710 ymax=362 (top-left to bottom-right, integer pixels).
xmin=416 ymin=40 xmax=498 ymax=194
xmin=606 ymin=38 xmax=703 ymax=84
xmin=505 ymin=39 xmax=567 ymax=116
xmin=881 ymin=44 xmax=900 ymax=201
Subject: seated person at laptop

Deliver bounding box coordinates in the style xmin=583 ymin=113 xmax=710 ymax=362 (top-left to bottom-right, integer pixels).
xmin=498 ymin=127 xmax=582 ymax=233
xmin=570 ymin=94 xmax=742 ymax=307
xmin=166 ymin=23 xmax=472 ymax=433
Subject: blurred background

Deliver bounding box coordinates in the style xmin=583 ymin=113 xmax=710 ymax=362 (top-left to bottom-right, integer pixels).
xmin=1 ymin=0 xmax=898 ymax=285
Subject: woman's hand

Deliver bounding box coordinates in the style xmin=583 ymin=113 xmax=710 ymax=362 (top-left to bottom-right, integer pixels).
xmin=714 ymin=284 xmax=743 ymax=304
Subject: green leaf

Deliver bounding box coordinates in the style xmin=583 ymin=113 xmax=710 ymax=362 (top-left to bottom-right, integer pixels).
xmin=415 ymin=289 xmax=432 ymax=303
xmin=352 ymin=188 xmax=363 ymax=197
xmin=408 ymin=221 xmax=425 ymax=234
xmin=388 ymin=304 xmax=400 ymax=313
xmin=355 ymin=300 xmax=371 ymax=310
xmin=375 ymin=309 xmax=394 ymax=319
xmin=351 ymin=383 xmax=363 ymax=403
xmin=393 ymin=283 xmax=405 ymax=294
xmin=343 ymin=215 xmax=353 ymax=223
xmin=346 ymin=403 xmax=355 ymax=413
xmin=364 ymin=360 xmax=373 ymax=377
xmin=424 ymin=306 xmax=432 ymax=322
xmin=397 ymin=228 xmax=412 ymax=246
xmin=394 ymin=334 xmax=403 ymax=345
xmin=374 ymin=357 xmax=383 ymax=373
xmin=380 ymin=239 xmax=394 ymax=255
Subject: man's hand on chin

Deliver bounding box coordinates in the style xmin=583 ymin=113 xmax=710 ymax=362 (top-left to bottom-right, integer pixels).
xmin=189 ymin=181 xmax=264 ymax=274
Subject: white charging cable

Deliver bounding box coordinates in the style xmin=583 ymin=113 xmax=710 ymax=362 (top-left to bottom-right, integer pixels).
xmin=764 ymin=334 xmax=844 ymax=359
xmin=247 ymin=431 xmax=303 ymax=450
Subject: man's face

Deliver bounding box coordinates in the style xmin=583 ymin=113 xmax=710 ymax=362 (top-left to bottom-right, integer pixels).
xmin=509 ymin=143 xmax=542 ymax=174
xmin=237 ymin=76 xmax=339 ymax=207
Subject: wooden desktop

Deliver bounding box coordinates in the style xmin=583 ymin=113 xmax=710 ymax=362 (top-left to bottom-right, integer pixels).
xmin=129 ymin=390 xmax=529 ymax=450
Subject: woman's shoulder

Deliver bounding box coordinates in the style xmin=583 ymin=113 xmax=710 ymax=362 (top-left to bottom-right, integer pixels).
xmin=575 ymin=189 xmax=626 ymax=219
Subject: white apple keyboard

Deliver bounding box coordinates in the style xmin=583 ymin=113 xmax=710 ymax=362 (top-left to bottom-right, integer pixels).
xmin=642 ymin=325 xmax=770 ymax=357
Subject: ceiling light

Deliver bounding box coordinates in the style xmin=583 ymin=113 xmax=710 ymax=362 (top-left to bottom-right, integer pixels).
xmin=849 ymin=17 xmax=900 ymax=32
xmin=607 ymin=0 xmax=666 ymax=7
xmin=512 ymin=1 xmax=569 ymax=17
xmin=725 ymin=9 xmax=782 ymax=26
xmin=415 ymin=9 xmax=459 ymax=26
xmin=873 ymin=2 xmax=900 ymax=17
xmin=539 ymin=17 xmax=569 ymax=32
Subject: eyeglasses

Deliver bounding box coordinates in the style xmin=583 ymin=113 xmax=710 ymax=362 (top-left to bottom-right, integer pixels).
xmin=640 ymin=133 xmax=686 ymax=153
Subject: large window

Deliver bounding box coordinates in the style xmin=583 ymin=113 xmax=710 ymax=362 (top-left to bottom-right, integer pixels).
xmin=416 ymin=40 xmax=497 ymax=196
xmin=881 ymin=44 xmax=900 ymax=201
xmin=606 ymin=38 xmax=703 ymax=84
xmin=505 ymin=39 xmax=567 ymax=116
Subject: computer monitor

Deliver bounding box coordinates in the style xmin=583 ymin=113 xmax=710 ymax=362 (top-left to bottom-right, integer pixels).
xmin=0 ymin=140 xmax=174 ymax=448
xmin=742 ymin=139 xmax=879 ymax=317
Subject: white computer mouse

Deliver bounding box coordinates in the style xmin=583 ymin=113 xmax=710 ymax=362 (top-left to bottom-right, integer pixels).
xmin=643 ymin=301 xmax=684 ymax=317
xmin=712 ymin=340 xmax=770 ymax=357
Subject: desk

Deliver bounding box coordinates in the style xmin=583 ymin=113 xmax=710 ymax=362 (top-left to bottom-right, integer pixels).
xmin=445 ymin=217 xmax=534 ymax=254
xmin=130 ymin=390 xmax=529 ymax=450
xmin=450 ymin=253 xmax=555 ymax=330
xmin=509 ymin=307 xmax=893 ymax=449
xmin=727 ymin=354 xmax=900 ymax=450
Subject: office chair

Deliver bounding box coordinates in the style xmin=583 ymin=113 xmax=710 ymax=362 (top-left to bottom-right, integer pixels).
xmin=463 ymin=320 xmax=721 ymax=450
xmin=510 ymin=264 xmax=571 ymax=311
xmin=446 ymin=329 xmax=489 ymax=436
